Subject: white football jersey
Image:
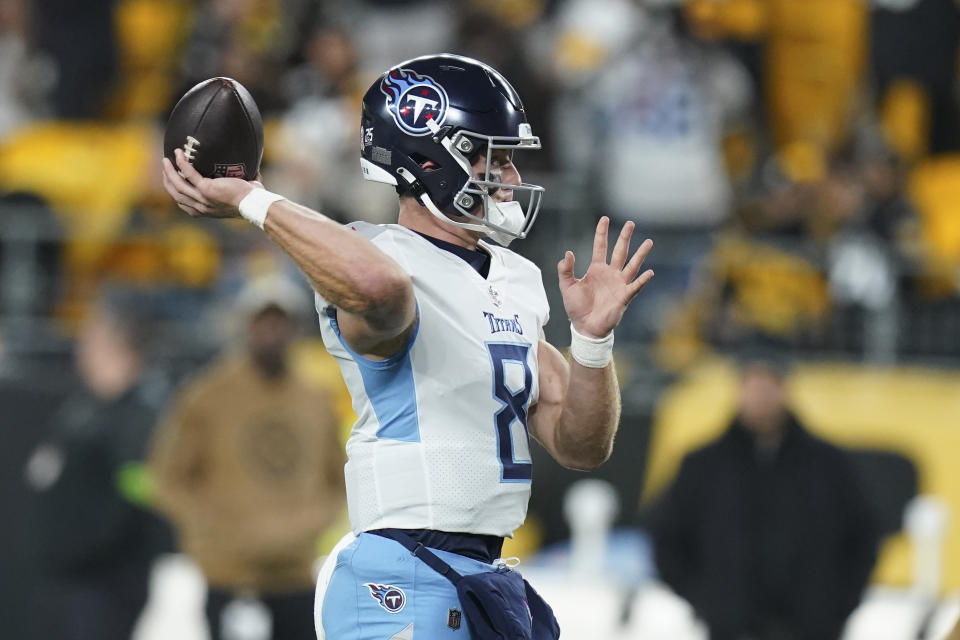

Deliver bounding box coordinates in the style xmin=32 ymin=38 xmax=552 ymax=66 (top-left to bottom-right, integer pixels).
xmin=315 ymin=223 xmax=550 ymax=537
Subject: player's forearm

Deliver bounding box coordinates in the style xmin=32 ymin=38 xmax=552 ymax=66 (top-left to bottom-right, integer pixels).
xmin=262 ymin=200 xmax=413 ymax=330
xmin=554 ymin=362 xmax=621 ymax=470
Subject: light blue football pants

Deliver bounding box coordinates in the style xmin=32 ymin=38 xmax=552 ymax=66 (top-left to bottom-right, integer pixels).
xmin=315 ymin=532 xmax=496 ymax=640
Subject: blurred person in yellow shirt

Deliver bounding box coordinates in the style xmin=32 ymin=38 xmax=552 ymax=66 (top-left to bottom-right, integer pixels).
xmin=682 ymin=0 xmax=868 ymax=154
xmin=148 ymin=274 xmax=345 ymax=640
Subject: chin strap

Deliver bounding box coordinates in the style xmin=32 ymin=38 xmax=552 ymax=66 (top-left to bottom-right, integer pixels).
xmin=398 ymin=119 xmax=531 ymax=246
xmin=395 ymin=167 xmax=524 ymax=247
xmin=396 ymin=166 xmax=492 ymax=235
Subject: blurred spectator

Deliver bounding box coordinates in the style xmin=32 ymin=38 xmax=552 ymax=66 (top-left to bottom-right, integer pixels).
xmin=764 ymin=0 xmax=868 ymax=153
xmin=24 ymin=290 xmax=171 ymax=640
xmin=177 ymin=0 xmax=241 ymax=84
xmin=451 ymin=5 xmax=556 ymax=171
xmin=175 ymin=0 xmax=285 ymax=115
xmin=280 ymin=26 xmax=362 ymax=105
xmin=679 ymin=0 xmax=870 ymax=154
xmin=106 ymin=0 xmax=194 ymax=121
xmin=824 ymin=134 xmax=911 ymax=318
xmin=148 ymin=274 xmax=345 ymax=640
xmin=656 ymin=249 xmax=830 ymax=371
xmin=268 ymin=26 xmax=396 ymax=222
xmin=871 ymin=0 xmax=960 ymax=157
xmin=30 ymin=0 xmax=119 ymax=119
xmin=551 ymin=2 xmax=753 ymax=227
xmin=329 ymin=0 xmax=455 ymax=76
xmin=0 ymin=191 xmax=63 ymax=318
xmin=654 ymin=146 xmax=838 ymax=369
xmin=648 ymin=354 xmax=880 ymax=640
xmin=902 ymin=153 xmax=960 ymax=299
xmin=853 ymin=132 xmax=914 ymax=244
xmin=0 ymin=0 xmax=42 ymax=134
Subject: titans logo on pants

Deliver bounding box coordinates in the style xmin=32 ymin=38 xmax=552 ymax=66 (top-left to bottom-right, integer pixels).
xmin=364 ymin=583 xmax=407 ymax=613
xmin=380 ymin=69 xmax=448 ymax=136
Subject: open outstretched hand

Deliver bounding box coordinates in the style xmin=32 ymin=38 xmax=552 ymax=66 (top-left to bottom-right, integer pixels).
xmin=557 ymin=217 xmax=654 ymax=339
xmin=161 ymin=148 xmax=260 ymax=218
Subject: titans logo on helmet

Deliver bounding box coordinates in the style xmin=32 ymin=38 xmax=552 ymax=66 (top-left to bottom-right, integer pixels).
xmin=364 ymin=583 xmax=406 ymax=613
xmin=380 ymin=69 xmax=448 ymax=136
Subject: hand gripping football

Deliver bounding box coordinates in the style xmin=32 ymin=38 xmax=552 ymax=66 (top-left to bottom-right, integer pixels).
xmin=163 ymin=77 xmax=264 ymax=180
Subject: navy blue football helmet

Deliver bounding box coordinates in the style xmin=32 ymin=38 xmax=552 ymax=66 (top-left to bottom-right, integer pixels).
xmin=360 ymin=54 xmax=543 ymax=245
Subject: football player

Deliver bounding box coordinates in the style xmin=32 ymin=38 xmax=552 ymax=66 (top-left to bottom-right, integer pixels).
xmin=162 ymin=54 xmax=653 ymax=640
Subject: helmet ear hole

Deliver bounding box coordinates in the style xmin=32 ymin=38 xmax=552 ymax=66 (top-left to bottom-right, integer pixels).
xmin=409 ymin=152 xmax=440 ymax=172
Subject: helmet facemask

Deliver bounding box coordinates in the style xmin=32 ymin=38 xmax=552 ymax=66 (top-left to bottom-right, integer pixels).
xmin=396 ymin=121 xmax=545 ymax=246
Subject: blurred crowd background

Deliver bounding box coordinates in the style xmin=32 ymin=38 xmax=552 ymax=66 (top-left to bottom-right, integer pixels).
xmin=2 ymin=0 xmax=960 ymax=638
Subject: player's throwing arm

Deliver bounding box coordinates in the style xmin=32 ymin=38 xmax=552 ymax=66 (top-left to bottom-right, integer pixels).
xmin=161 ymin=146 xmax=417 ymax=358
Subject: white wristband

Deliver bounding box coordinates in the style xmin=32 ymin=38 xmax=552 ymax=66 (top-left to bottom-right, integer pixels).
xmin=569 ymin=323 xmax=614 ymax=368
xmin=238 ymin=188 xmax=285 ymax=229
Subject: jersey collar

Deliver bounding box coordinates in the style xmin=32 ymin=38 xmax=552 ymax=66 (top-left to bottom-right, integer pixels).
xmin=413 ymin=231 xmax=491 ymax=278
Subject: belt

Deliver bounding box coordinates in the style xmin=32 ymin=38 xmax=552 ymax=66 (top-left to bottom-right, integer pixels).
xmin=367 ymin=528 xmax=504 ymax=564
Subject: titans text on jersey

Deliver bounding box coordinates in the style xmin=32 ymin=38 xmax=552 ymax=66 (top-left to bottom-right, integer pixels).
xmin=483 ymin=312 xmax=524 ymax=335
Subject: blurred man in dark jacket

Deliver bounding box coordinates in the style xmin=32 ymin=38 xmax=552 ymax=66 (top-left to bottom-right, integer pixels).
xmin=25 ymin=293 xmax=169 ymax=639
xmin=650 ymin=357 xmax=880 ymax=640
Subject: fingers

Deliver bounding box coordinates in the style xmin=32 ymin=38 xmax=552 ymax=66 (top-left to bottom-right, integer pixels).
xmin=591 ymin=216 xmax=609 ymax=264
xmin=161 ymin=179 xmax=202 ymax=216
xmin=623 ymin=238 xmax=653 ymax=281
xmin=174 ymin=199 xmax=204 ymax=217
xmin=626 ymin=268 xmax=655 ymax=302
xmin=176 ymin=195 xmax=210 ymax=214
xmin=162 ymin=157 xmax=207 ymax=202
xmin=557 ymin=250 xmax=576 ymax=290
xmin=174 ymin=148 xmax=206 ymax=188
xmin=611 ymin=221 xmax=634 ymax=270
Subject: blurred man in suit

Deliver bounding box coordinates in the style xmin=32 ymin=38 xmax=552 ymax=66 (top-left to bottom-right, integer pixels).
xmin=650 ymin=355 xmax=880 ymax=640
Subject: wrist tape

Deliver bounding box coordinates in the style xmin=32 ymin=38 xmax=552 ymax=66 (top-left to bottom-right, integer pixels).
xmin=569 ymin=323 xmax=614 ymax=368
xmin=238 ymin=188 xmax=285 ymax=229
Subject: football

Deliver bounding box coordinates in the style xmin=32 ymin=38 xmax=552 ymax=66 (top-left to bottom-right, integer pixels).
xmin=163 ymin=77 xmax=264 ymax=180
